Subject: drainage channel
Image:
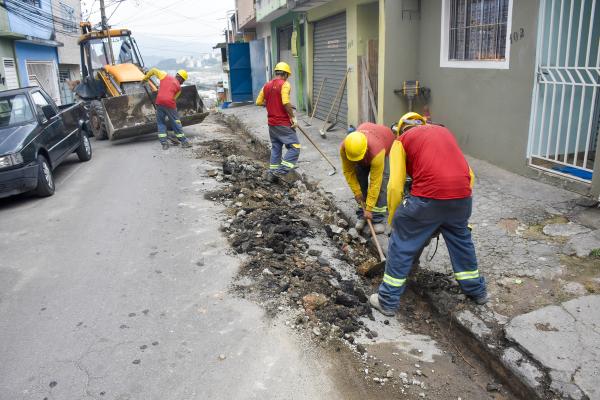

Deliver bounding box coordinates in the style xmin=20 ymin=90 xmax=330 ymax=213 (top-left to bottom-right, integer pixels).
xmin=194 ymin=113 xmax=522 ymax=400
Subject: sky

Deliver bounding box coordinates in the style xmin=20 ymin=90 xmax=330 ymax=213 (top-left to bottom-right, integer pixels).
xmin=80 ymin=0 xmax=235 ymax=59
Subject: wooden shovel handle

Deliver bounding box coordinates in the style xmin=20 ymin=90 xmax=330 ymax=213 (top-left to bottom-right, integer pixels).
xmin=367 ymin=219 xmax=386 ymax=262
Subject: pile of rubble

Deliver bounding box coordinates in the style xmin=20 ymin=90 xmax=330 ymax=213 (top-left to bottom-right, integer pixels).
xmin=203 ymin=151 xmax=383 ymax=342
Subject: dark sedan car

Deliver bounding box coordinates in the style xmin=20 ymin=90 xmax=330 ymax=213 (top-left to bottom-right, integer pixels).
xmin=0 ymin=87 xmax=92 ymax=199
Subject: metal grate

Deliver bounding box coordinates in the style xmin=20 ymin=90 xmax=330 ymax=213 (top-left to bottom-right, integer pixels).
xmin=449 ymin=0 xmax=509 ymax=61
xmin=528 ymin=0 xmax=600 ymax=182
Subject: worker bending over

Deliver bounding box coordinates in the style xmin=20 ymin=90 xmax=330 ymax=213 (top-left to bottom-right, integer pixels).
xmin=143 ymin=68 xmax=191 ymax=150
xmin=255 ymin=62 xmax=299 ymax=182
xmin=369 ymin=112 xmax=488 ymax=317
xmin=340 ymin=123 xmax=395 ymax=234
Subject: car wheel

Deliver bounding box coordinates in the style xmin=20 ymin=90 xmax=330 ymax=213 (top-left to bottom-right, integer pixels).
xmin=76 ymin=131 xmax=93 ymax=162
xmin=34 ymin=154 xmax=55 ymax=197
xmin=90 ymin=100 xmax=108 ymax=140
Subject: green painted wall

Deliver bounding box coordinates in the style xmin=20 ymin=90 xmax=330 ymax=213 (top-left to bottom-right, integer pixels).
xmin=415 ymin=0 xmax=539 ymax=175
xmin=0 ymin=38 xmax=15 ymax=90
xmin=0 ymin=2 xmax=10 ymax=32
xmin=305 ymin=0 xmax=378 ymax=126
xmin=357 ymin=3 xmax=378 ymax=57
xmin=269 ymin=12 xmax=308 ymax=110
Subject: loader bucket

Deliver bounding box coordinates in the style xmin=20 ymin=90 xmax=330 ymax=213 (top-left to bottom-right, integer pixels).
xmin=102 ymin=85 xmax=209 ymax=141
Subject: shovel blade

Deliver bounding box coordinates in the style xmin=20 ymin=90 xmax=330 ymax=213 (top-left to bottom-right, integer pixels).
xmin=357 ymin=259 xmax=386 ymax=278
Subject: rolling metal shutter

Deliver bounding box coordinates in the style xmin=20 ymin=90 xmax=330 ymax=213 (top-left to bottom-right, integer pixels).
xmin=313 ymin=12 xmax=347 ymax=126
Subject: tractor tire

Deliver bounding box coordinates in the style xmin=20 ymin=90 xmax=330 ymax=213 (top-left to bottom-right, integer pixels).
xmin=89 ymin=100 xmax=108 ymax=140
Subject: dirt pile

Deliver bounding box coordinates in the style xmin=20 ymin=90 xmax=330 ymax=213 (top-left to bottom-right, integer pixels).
xmin=202 ymin=148 xmax=384 ymax=340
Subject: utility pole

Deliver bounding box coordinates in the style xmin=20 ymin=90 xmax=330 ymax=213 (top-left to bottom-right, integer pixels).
xmin=99 ymin=0 xmax=108 ymax=30
xmin=98 ymin=0 xmax=115 ymax=65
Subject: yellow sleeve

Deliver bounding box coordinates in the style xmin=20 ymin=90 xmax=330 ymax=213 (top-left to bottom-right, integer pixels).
xmin=255 ymin=88 xmax=265 ymax=106
xmin=174 ymin=90 xmax=181 ymax=101
xmin=469 ymin=167 xmax=475 ymax=188
xmin=365 ymin=150 xmax=385 ymax=211
xmin=387 ymin=140 xmax=407 ymax=225
xmin=340 ymin=147 xmax=362 ymax=197
xmin=281 ymin=81 xmax=291 ymax=105
xmin=143 ymin=67 xmax=167 ymax=81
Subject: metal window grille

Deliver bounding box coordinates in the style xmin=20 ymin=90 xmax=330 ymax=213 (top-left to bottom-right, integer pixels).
xmin=20 ymin=0 xmax=41 ymax=7
xmin=449 ymin=0 xmax=509 ymax=61
xmin=528 ymin=0 xmax=600 ymax=183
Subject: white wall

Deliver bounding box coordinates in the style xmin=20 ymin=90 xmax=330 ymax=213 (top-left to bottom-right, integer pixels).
xmin=52 ymin=0 xmax=82 ymax=67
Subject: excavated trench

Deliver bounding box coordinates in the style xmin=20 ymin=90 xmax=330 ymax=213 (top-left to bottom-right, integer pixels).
xmin=194 ymin=114 xmax=521 ymax=400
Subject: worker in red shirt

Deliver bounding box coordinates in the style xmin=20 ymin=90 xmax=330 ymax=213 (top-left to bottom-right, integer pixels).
xmin=369 ymin=112 xmax=488 ymax=317
xmin=255 ymin=62 xmax=299 ymax=182
xmin=143 ymin=68 xmax=191 ymax=150
xmin=340 ymin=123 xmax=395 ymax=234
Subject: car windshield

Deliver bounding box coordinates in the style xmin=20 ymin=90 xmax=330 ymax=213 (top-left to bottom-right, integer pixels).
xmin=88 ymin=35 xmax=141 ymax=70
xmin=0 ymin=94 xmax=34 ymax=128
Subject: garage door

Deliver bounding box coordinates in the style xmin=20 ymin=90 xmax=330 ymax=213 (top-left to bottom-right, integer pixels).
xmin=313 ymin=12 xmax=347 ymax=126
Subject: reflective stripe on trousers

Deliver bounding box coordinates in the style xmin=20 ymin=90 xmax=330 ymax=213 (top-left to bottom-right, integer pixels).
xmin=378 ymin=196 xmax=486 ymax=311
xmin=269 ymin=125 xmax=300 ymax=173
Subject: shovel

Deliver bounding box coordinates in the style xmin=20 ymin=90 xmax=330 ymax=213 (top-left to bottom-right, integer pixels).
xmin=296 ymin=124 xmax=337 ymax=176
xmin=364 ymin=219 xmax=386 ymax=277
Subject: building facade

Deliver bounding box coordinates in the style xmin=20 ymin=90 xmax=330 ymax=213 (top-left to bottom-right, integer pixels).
xmin=0 ymin=1 xmax=22 ymax=91
xmin=5 ymin=0 xmax=63 ymax=103
xmin=52 ymin=0 xmax=81 ymax=104
xmin=233 ymin=0 xmax=600 ymax=197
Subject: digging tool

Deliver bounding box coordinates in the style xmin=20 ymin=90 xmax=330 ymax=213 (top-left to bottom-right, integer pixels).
xmin=325 ymin=76 xmax=348 ymax=132
xmin=320 ymin=68 xmax=349 ymax=137
xmin=307 ymin=77 xmax=327 ymax=126
xmin=296 ymin=124 xmax=337 ymax=176
xmin=365 ymin=219 xmax=386 ymax=275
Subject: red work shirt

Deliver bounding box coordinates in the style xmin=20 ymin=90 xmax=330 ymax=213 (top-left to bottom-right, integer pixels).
xmin=262 ymin=78 xmax=291 ymax=126
xmin=156 ymin=75 xmax=180 ymax=109
xmin=354 ymin=122 xmax=396 ymax=166
xmin=399 ymin=124 xmax=472 ymax=199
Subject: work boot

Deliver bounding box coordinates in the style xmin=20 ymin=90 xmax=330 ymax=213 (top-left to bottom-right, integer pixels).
xmin=470 ymin=293 xmax=489 ymax=305
xmin=355 ymin=218 xmax=366 ymax=231
xmin=168 ymin=136 xmax=180 ymax=146
xmin=369 ymin=293 xmax=396 ymax=317
xmin=161 ymin=142 xmax=169 ymax=150
xmin=181 ymin=141 xmax=192 ymax=148
xmin=372 ymin=222 xmax=386 ymax=234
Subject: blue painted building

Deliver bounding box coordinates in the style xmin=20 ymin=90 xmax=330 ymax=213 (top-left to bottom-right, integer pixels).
xmin=5 ymin=0 xmax=63 ymax=103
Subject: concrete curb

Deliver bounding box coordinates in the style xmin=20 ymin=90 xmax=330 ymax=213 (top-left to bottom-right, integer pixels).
xmin=217 ymin=110 xmax=573 ymax=400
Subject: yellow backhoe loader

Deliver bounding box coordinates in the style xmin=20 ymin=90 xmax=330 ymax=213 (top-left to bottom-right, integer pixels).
xmin=74 ymin=22 xmax=207 ymax=141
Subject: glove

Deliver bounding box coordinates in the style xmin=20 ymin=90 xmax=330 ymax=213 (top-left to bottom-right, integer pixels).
xmin=354 ymin=193 xmax=364 ymax=204
xmin=291 ymin=117 xmax=298 ymax=128
xmin=363 ymin=210 xmax=373 ymax=221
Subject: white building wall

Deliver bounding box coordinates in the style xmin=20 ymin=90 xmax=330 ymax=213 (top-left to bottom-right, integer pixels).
xmin=51 ymin=0 xmax=82 ymax=67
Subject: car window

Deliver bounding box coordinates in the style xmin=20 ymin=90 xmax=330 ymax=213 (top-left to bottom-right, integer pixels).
xmin=0 ymin=94 xmax=34 ymax=127
xmin=30 ymin=91 xmax=54 ymax=119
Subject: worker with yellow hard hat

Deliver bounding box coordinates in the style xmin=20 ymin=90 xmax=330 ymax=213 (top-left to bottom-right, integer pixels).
xmin=368 ymin=112 xmax=487 ymax=318
xmin=143 ymin=67 xmax=191 ymax=150
xmin=256 ymin=61 xmax=300 ymax=183
xmin=340 ymin=122 xmax=396 ymax=234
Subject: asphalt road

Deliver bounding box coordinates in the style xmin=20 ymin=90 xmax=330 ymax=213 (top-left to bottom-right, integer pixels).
xmin=0 ymin=130 xmax=342 ymax=399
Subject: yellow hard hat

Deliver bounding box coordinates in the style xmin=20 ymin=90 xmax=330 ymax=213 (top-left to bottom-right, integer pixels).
xmin=344 ymin=131 xmax=368 ymax=162
xmin=176 ymin=69 xmax=188 ymax=81
xmin=274 ymin=62 xmax=292 ymax=75
xmin=397 ymin=112 xmax=427 ymax=133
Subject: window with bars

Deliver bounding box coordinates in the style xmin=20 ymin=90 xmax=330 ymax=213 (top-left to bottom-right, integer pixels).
xmin=448 ymin=0 xmax=509 ymax=61
xmin=21 ymin=0 xmax=41 ymax=7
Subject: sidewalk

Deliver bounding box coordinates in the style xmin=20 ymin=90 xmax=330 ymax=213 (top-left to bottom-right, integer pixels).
xmin=222 ymin=104 xmax=600 ymax=399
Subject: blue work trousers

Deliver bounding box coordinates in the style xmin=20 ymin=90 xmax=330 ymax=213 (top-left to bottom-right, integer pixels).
xmin=269 ymin=125 xmax=300 ymax=174
xmin=156 ymin=105 xmax=188 ymax=143
xmin=356 ymin=157 xmax=390 ymax=224
xmin=379 ymin=196 xmax=486 ymax=311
